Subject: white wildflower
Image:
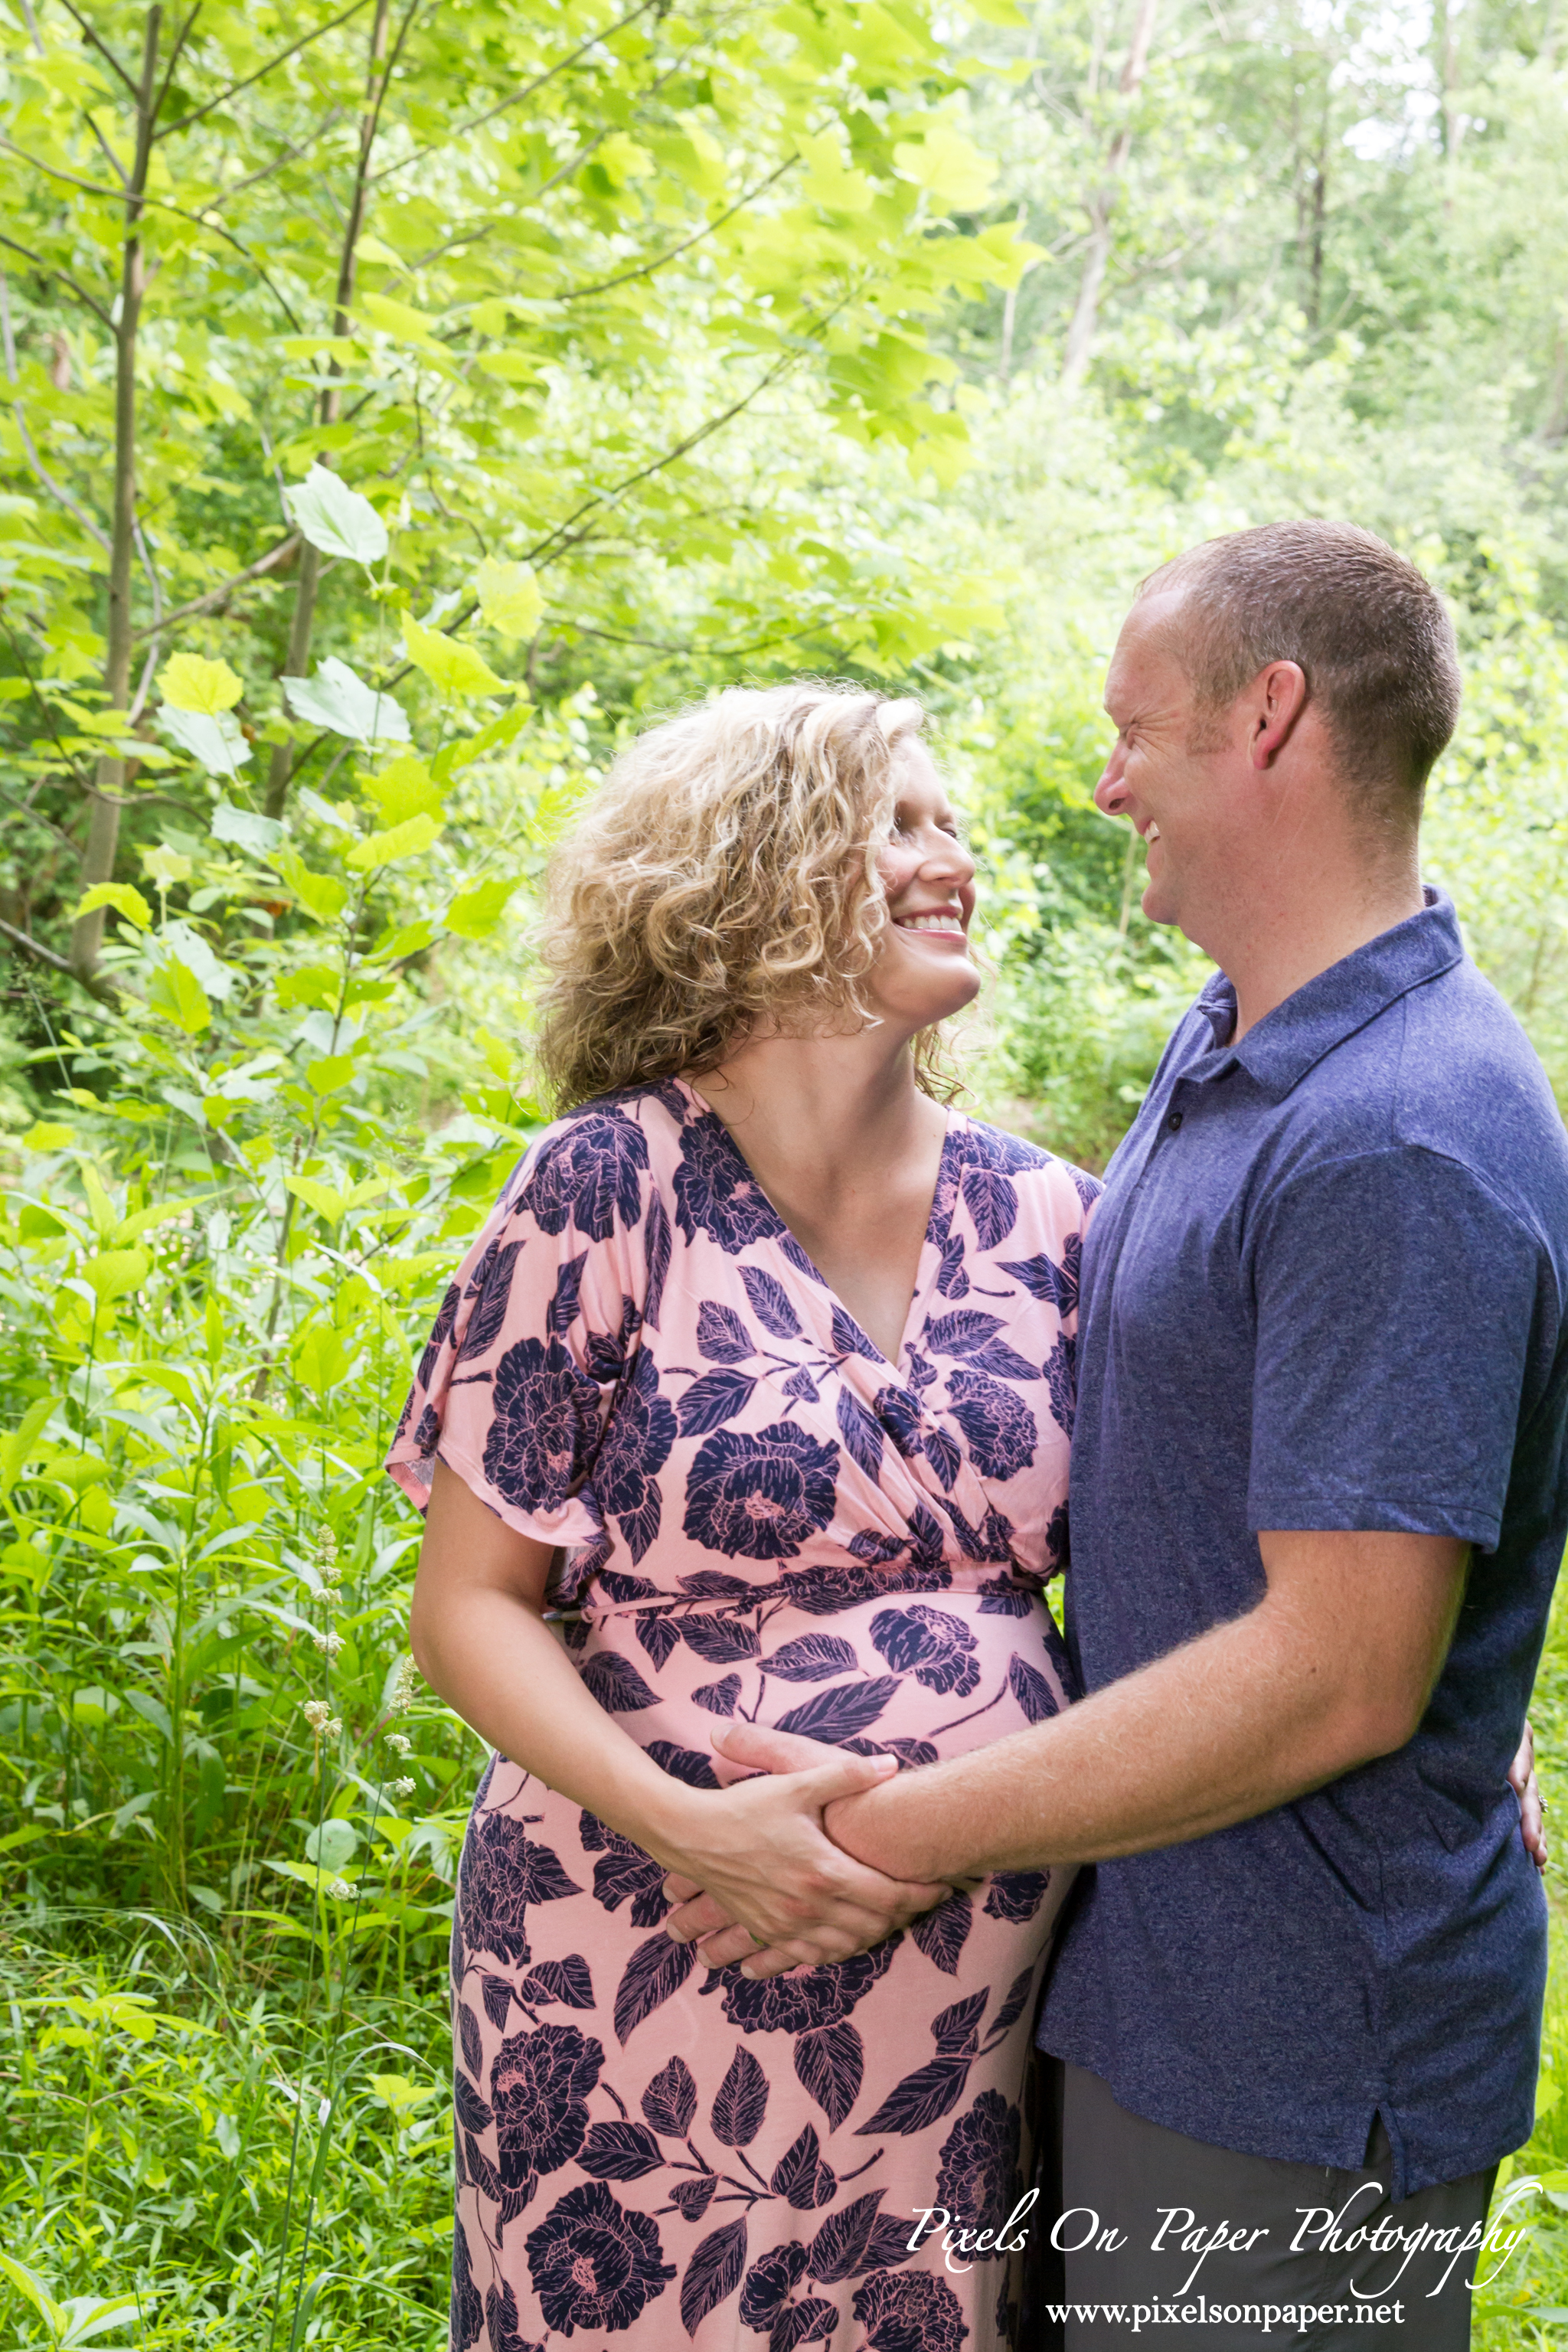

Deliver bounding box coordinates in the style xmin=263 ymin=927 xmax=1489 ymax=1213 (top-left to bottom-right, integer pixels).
xmin=326 ymin=1878 xmax=355 ymax=1901
xmin=301 ymin=1700 xmax=332 ymax=1732
xmin=312 ymin=1629 xmax=344 ymax=1658
xmin=388 ymin=1654 xmax=419 ymax=1713
xmin=391 ymin=1777 xmax=416 ymax=1800
xmin=385 ymin=1731 xmax=412 ymax=1757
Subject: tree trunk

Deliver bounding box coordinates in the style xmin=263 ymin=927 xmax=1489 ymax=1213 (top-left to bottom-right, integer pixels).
xmin=70 ymin=5 xmax=161 ymax=985
xmin=1543 ymin=328 xmax=1568 ymax=443
xmin=1059 ymin=0 xmax=1160 ymax=400
xmin=1308 ymin=134 xmax=1327 ymax=335
xmin=265 ymin=0 xmax=394 ymax=821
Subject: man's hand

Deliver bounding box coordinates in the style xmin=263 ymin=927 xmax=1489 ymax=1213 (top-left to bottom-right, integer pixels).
xmin=1511 ymin=1718 xmax=1547 ymax=1874
xmin=656 ymin=1736 xmax=952 ymax=1974
xmin=662 ymin=1723 xmax=949 ymax=1976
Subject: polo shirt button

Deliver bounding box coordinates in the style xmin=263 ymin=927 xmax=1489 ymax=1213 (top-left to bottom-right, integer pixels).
xmin=1167 ymin=1111 xmax=1184 ymax=1132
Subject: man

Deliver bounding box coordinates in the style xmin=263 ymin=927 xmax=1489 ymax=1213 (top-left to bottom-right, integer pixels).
xmin=665 ymin=521 xmax=1568 ymax=2345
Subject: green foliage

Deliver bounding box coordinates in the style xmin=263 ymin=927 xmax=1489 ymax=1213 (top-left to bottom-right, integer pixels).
xmin=7 ymin=0 xmax=1568 ymax=2340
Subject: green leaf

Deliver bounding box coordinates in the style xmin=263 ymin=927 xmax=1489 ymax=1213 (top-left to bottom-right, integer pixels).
xmin=0 ymin=2251 xmax=67 ymax=2339
xmin=159 ymin=707 xmax=252 ymax=775
xmin=0 ymin=1397 xmax=57 ymax=1497
xmin=158 ymin=652 xmax=243 ymax=714
xmin=59 ymin=2291 xmax=145 ymax=2347
xmin=475 ymin=557 xmax=544 ymax=639
xmin=345 ymin=812 xmax=443 ymax=871
xmin=364 ymin=752 xmax=443 ymax=827
xmin=366 ymin=918 xmax=439 ymax=965
xmin=275 ymin=850 xmax=348 ymax=924
xmin=369 ymin=2073 xmax=439 ymax=2113
xmin=146 ymin=957 xmax=211 ymax=1034
xmin=475 ymin=351 xmax=538 ymax=384
xmin=282 ymin=465 xmax=389 ymax=565
xmin=74 ymin=883 xmax=152 ymax=931
xmin=893 ymin=120 xmax=998 ymax=209
xmin=433 ymin=701 xmax=531 ymax=780
xmin=402 ymin=616 xmax=510 ymax=700
xmin=293 ymin=1325 xmax=354 ymax=1390
xmin=358 ymin=289 xmax=443 ymax=350
xmin=305 ymin=1055 xmax=357 ymax=1096
xmin=161 ymin=923 xmax=236 ymax=1002
xmin=273 ymin=965 xmax=341 ymax=1011
xmin=211 ymin=798 xmax=282 ymax=854
xmin=285 ymin=1174 xmax=347 ymax=1223
xmin=798 ymin=130 xmax=875 ymax=213
xmin=446 ymin=877 xmax=520 ymax=939
xmin=305 ymin=1818 xmax=358 ymax=1868
xmin=141 ymin=844 xmax=193 ymax=890
xmin=283 ymin=658 xmax=410 ymax=747
xmin=82 ymin=1249 xmax=150 ymax=1301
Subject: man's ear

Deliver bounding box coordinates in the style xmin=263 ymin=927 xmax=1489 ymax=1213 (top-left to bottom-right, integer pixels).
xmin=1246 ymin=660 xmax=1309 ymax=771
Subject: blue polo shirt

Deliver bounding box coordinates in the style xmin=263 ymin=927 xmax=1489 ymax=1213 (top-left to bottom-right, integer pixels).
xmin=1038 ymin=888 xmax=1568 ymax=2200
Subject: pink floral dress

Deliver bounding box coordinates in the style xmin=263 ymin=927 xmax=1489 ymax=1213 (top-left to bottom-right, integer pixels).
xmin=387 ymin=1079 xmax=1096 ymax=2352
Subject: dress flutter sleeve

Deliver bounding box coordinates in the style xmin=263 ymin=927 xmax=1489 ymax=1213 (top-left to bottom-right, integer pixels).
xmin=384 ymin=1106 xmax=662 ymax=1551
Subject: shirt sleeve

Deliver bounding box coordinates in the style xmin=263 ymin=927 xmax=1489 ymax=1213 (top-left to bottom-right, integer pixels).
xmin=384 ymin=1107 xmax=661 ymax=1549
xmin=1246 ymin=1147 xmax=1551 ymax=1549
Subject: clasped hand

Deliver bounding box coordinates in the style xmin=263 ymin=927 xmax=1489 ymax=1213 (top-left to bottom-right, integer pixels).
xmin=659 ymin=1721 xmax=951 ymax=1978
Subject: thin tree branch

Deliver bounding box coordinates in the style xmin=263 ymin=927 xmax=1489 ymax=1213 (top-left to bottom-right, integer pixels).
xmin=0 ymin=135 xmax=145 ymax=203
xmin=559 ymin=155 xmax=797 ymax=302
xmin=0 ymin=616 xmax=95 ymax=796
xmin=566 ymin=619 xmax=799 ymax=656
xmin=0 ymin=232 xmax=115 ymax=330
xmin=154 ymin=0 xmax=373 ymax=138
xmin=127 ymin=518 xmax=164 ymax=718
xmin=406 ymin=220 xmax=495 ymax=271
xmin=149 ymin=0 xmax=203 ymax=129
xmin=83 ymin=106 xmax=130 ymax=185
xmin=201 ymin=106 xmax=346 ymax=213
xmin=0 ymin=913 xmax=107 ymax=994
xmin=54 ymin=0 xmax=141 ymax=99
xmin=5 ymin=134 xmax=308 ymax=328
xmin=367 ymin=0 xmax=661 ymax=186
xmin=524 ymin=39 xmax=716 ymax=211
xmin=0 ymin=267 xmax=111 ymax=552
xmin=0 ymin=776 xmax=89 ymax=856
xmin=523 ymin=314 xmax=841 ymax=570
xmin=130 ymin=531 xmax=301 ymax=639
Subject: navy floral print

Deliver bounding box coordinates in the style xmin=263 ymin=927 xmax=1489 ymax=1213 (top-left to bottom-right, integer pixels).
xmin=387 ymin=1079 xmax=1098 ymax=2352
xmin=683 ymin=1427 xmax=841 ymax=1560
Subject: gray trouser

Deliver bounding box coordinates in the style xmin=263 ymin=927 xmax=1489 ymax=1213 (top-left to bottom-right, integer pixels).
xmin=1050 ymin=2060 xmax=1499 ymax=2350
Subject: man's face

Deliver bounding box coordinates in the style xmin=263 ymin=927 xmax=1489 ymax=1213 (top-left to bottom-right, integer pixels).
xmin=1093 ymin=593 xmax=1231 ymax=933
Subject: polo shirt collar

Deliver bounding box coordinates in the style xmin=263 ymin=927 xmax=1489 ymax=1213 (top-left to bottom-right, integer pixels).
xmin=1193 ymin=887 xmax=1465 ymax=1103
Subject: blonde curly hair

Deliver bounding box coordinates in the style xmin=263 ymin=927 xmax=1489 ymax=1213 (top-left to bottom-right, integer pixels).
xmin=534 ymin=681 xmax=959 ymax=1109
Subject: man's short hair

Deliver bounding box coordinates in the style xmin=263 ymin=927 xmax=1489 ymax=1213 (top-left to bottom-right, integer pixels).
xmin=1138 ymin=520 xmax=1462 ymax=811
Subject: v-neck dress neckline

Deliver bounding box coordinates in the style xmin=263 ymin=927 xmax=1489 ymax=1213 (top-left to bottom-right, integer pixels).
xmin=671 ymin=1073 xmax=959 ymax=1380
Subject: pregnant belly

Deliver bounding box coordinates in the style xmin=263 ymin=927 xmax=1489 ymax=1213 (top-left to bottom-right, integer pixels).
xmin=570 ymin=1586 xmax=1073 ymax=1788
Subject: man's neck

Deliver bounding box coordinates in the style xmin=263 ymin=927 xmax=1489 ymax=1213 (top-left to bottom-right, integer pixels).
xmin=1195 ymin=850 xmax=1425 ymax=1044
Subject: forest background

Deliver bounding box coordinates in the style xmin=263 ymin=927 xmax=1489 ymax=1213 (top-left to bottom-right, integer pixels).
xmin=3 ymin=0 xmax=1568 ymax=2342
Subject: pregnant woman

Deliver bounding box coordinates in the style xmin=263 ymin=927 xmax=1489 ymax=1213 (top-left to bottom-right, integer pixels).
xmin=388 ymin=682 xmax=1096 ymax=2352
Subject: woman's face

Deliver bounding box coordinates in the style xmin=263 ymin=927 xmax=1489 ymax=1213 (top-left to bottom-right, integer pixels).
xmin=866 ymin=743 xmax=981 ymax=1030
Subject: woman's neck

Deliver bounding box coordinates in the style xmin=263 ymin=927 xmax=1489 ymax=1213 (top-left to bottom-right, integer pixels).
xmin=691 ymin=1028 xmax=952 ymax=1362
xmin=694 ymin=1028 xmax=944 ymax=1207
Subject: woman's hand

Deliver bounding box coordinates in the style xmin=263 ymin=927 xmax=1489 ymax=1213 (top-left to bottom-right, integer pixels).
xmin=1510 ymin=1718 xmax=1547 ymax=1874
xmin=661 ymin=1721 xmax=952 ymax=1975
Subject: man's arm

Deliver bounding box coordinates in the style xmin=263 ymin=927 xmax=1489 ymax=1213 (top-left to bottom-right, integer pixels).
xmin=665 ymin=1527 xmax=1467 ymax=1971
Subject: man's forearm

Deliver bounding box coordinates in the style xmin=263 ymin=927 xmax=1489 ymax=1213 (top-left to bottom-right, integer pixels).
xmin=820 ymin=1591 xmax=1415 ymax=1882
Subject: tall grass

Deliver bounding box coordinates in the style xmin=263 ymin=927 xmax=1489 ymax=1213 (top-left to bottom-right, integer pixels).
xmin=0 ymin=1038 xmax=505 ymax=2345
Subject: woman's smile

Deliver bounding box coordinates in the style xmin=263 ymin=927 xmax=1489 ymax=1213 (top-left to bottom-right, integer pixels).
xmin=893 ymin=903 xmax=969 ymax=942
